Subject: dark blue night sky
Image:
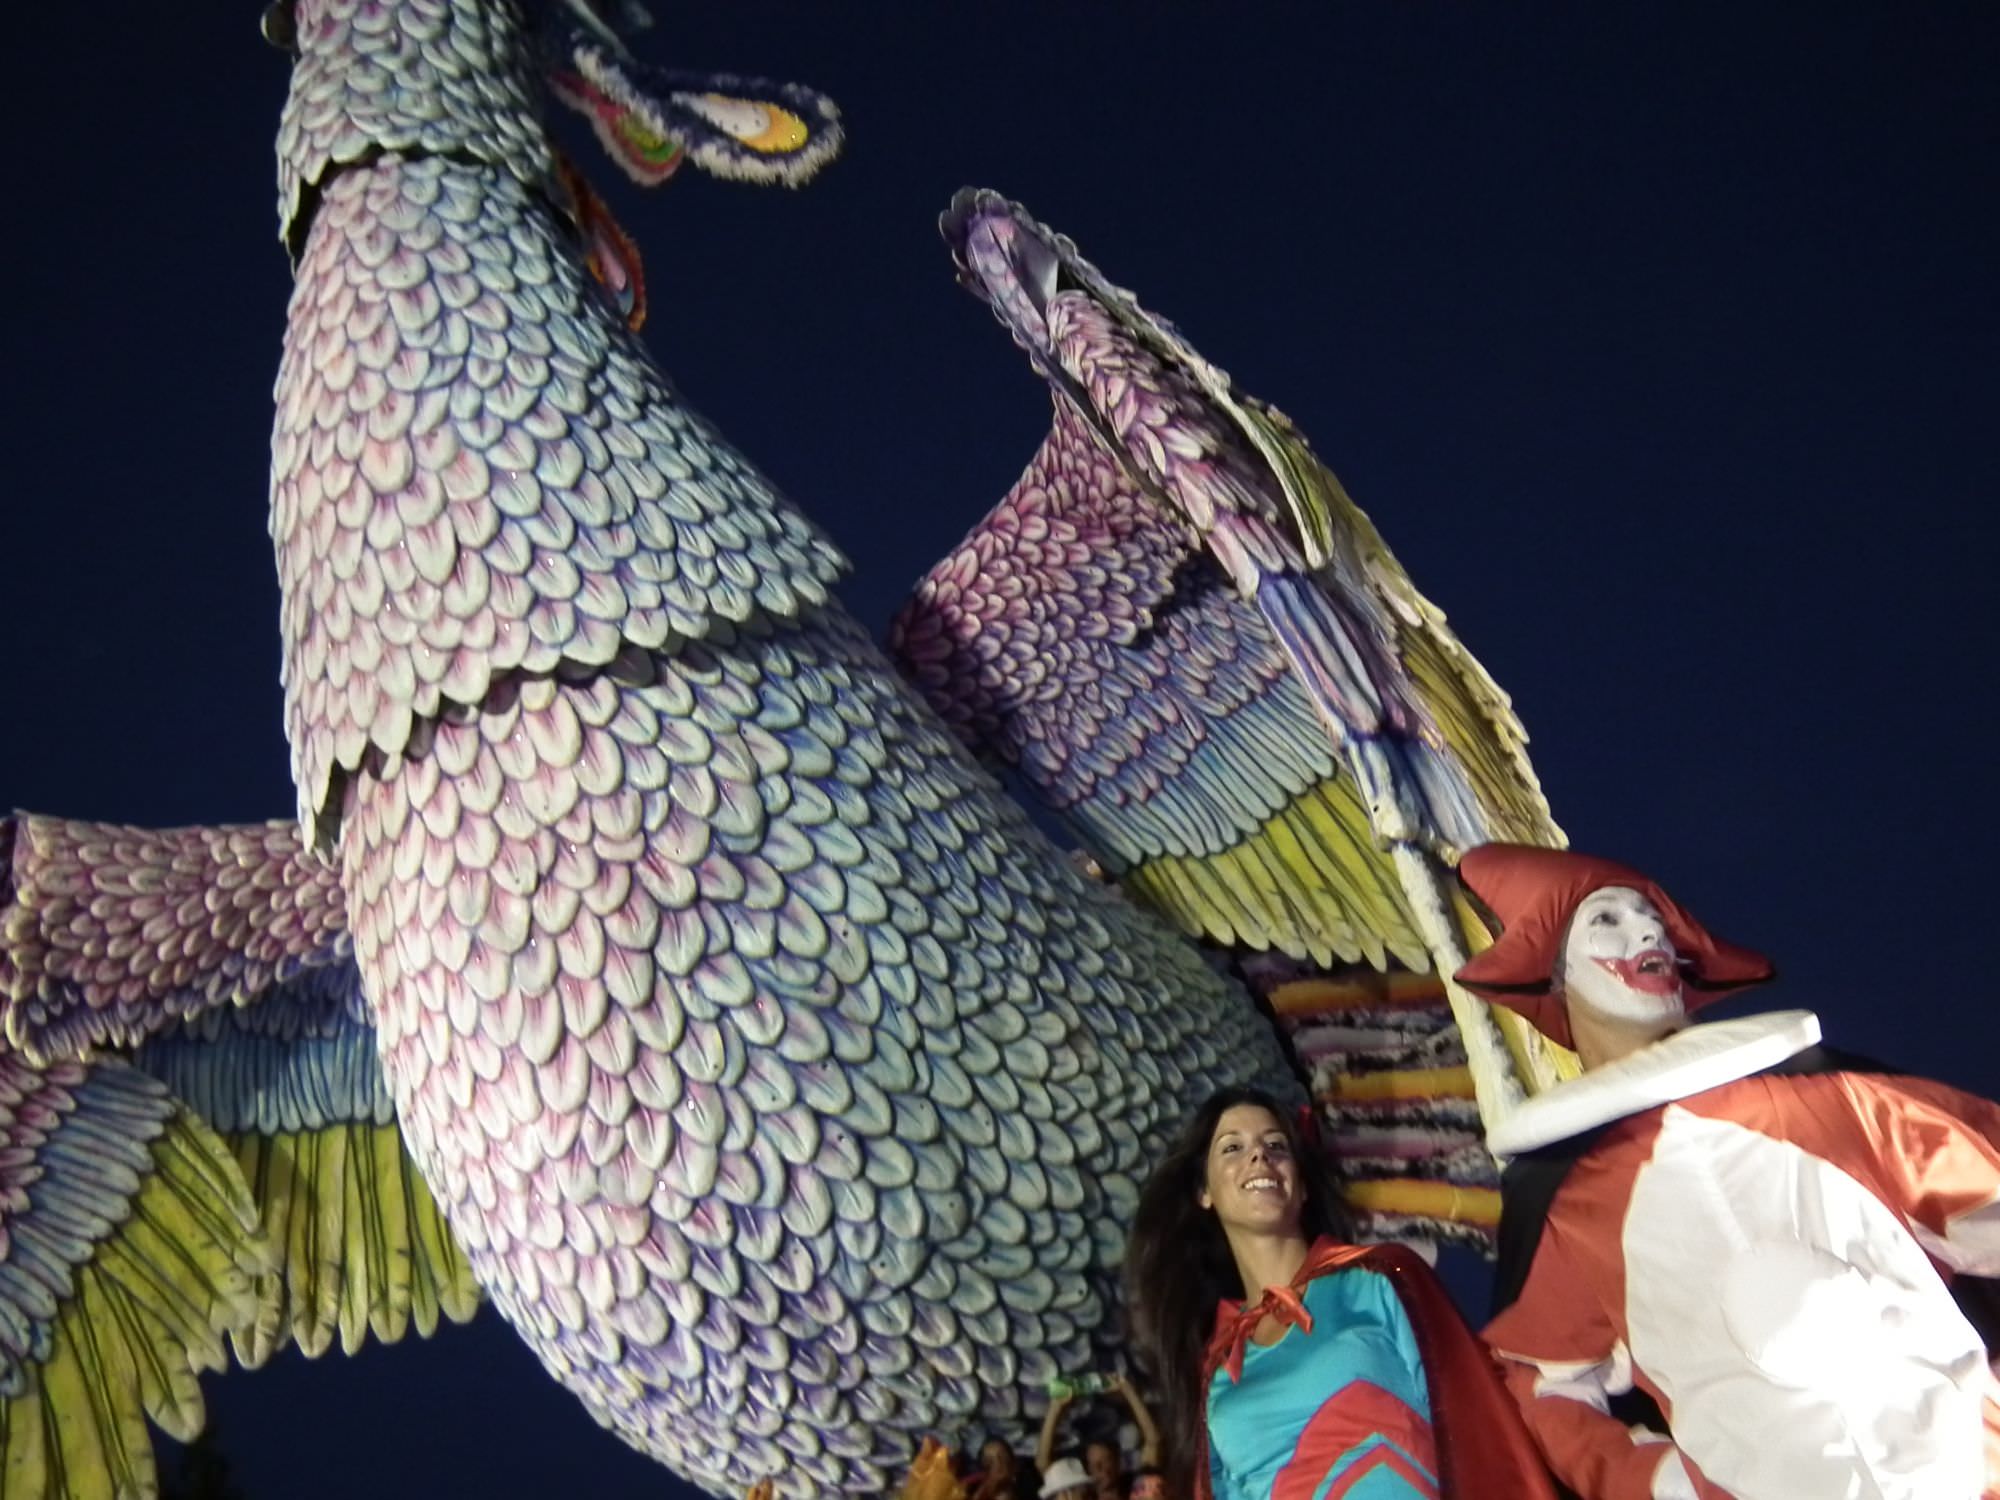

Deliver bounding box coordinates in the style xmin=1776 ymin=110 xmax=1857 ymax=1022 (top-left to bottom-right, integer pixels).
xmin=5 ymin=4 xmax=1996 ymax=1495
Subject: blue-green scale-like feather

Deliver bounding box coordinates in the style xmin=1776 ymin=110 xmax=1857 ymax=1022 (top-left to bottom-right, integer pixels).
xmin=896 ymin=407 xmax=1344 ymax=874
xmin=0 ymin=1058 xmax=174 ymax=1397
xmin=132 ymin=963 xmax=392 ymax=1137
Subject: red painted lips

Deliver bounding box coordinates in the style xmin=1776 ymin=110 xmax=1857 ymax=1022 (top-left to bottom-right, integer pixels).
xmin=1594 ymin=949 xmax=1682 ymax=997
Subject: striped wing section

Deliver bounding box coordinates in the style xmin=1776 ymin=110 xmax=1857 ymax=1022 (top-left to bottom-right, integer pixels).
xmin=0 ymin=1055 xmax=267 ymax=1500
xmin=892 ymin=406 xmax=1428 ymax=973
xmin=0 ymin=810 xmax=478 ymax=1497
xmin=1243 ymin=402 xmax=1561 ymax=853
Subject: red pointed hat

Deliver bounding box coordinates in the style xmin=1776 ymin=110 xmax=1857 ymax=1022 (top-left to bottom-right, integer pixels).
xmin=1453 ymin=844 xmax=1775 ymax=1048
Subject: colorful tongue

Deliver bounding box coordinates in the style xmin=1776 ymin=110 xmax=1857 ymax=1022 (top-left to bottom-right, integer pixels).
xmin=554 ymin=154 xmax=648 ymax=330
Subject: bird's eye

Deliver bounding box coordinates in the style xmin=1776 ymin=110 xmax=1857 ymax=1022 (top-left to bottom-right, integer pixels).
xmin=261 ymin=0 xmax=298 ymax=52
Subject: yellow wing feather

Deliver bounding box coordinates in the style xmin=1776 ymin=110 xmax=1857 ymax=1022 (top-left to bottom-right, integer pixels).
xmin=1 ymin=1113 xmax=478 ymax=1499
xmin=0 ymin=1107 xmax=266 ymax=1500
xmin=1121 ymin=776 xmax=1429 ymax=972
xmin=229 ymin=1123 xmax=478 ymax=1369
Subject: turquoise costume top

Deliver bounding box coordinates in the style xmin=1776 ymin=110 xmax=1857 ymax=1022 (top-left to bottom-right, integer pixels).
xmin=1206 ymin=1268 xmax=1439 ymax=1500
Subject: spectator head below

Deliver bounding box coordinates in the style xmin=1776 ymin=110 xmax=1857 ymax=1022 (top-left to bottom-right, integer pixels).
xmin=1128 ymin=1467 xmax=1166 ymax=1500
xmin=979 ymin=1438 xmax=1018 ymax=1481
xmin=1039 ymin=1456 xmax=1093 ymax=1500
xmin=1082 ymin=1437 xmax=1123 ymax=1497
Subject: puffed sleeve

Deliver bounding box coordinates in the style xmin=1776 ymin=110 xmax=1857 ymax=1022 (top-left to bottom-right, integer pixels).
xmin=1494 ymin=1355 xmax=1704 ymax=1500
xmin=1485 ymin=1234 xmax=1713 ymax=1500
xmin=1833 ymin=1074 xmax=2000 ymax=1276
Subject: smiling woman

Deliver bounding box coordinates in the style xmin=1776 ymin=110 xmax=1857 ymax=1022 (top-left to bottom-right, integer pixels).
xmin=1124 ymin=1088 xmax=1555 ymax=1500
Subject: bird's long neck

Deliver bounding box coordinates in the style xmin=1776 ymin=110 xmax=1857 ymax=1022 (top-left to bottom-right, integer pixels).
xmin=276 ymin=0 xmax=555 ymax=252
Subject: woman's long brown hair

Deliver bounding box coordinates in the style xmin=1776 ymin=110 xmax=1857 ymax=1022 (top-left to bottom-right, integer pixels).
xmin=1122 ymin=1086 xmax=1350 ymax=1496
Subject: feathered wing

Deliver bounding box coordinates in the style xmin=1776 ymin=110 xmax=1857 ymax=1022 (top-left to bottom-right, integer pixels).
xmin=1239 ymin=400 xmax=1556 ymax=852
xmin=892 ymin=411 xmax=1528 ymax=1247
xmin=893 ymin=402 xmax=1429 ymax=975
xmin=898 ymin=192 xmax=1580 ymax=1236
xmin=0 ymin=814 xmax=478 ymax=1496
xmin=891 ymin=396 xmax=1559 ymax=995
xmin=927 ymin=189 xmax=1560 ymax=851
xmin=132 ymin=970 xmax=480 ymax=1367
xmin=0 ymin=816 xmax=348 ymax=1063
xmin=1232 ymin=413 xmax=1580 ymax=1096
xmin=0 ymin=1055 xmax=266 ymax=1500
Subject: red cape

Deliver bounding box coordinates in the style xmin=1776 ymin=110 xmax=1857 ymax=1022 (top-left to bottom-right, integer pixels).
xmin=1194 ymin=1240 xmax=1555 ymax=1500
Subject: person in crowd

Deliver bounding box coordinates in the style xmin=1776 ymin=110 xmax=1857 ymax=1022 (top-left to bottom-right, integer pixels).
xmin=1083 ymin=1435 xmax=1131 ymax=1500
xmin=1458 ymin=842 xmax=2000 ymax=1499
xmin=1035 ymin=1374 xmax=1162 ymax=1498
xmin=1125 ymin=1085 xmax=1554 ymax=1499
xmin=1041 ymin=1456 xmax=1095 ymax=1500
xmin=968 ymin=1436 xmax=1028 ymax=1500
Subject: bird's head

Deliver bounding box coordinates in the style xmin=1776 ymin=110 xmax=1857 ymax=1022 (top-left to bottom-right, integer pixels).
xmin=535 ymin=1 xmax=843 ymax=190
xmin=265 ymin=0 xmax=842 ymax=262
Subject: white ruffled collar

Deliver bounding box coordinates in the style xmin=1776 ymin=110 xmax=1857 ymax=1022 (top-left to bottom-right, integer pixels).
xmin=1487 ymin=1010 xmax=1822 ymax=1156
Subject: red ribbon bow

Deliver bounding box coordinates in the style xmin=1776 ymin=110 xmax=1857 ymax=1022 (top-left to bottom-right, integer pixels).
xmin=1217 ymin=1279 xmax=1316 ymax=1384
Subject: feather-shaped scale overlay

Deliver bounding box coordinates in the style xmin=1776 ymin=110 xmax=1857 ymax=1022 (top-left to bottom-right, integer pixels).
xmin=270 ymin=5 xmax=1288 ymax=1494
xmin=891 ymin=403 xmax=1426 ymax=972
xmin=897 ymin=191 xmax=1561 ymax=966
xmin=272 ymin=143 xmax=846 ymax=849
xmin=0 ymin=1056 xmax=269 ymax=1500
xmin=133 ymin=977 xmax=480 ymax=1367
xmin=337 ymin=610 xmax=1288 ymax=1493
xmin=274 ymin=0 xmax=556 ymax=258
xmin=0 ymin=815 xmax=348 ymax=1064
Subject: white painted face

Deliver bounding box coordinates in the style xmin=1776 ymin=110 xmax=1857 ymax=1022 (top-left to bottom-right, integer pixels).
xmin=1560 ymin=885 xmax=1687 ymax=1028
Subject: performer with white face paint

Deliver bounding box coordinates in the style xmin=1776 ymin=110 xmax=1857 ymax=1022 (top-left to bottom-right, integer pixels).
xmin=1555 ymin=886 xmax=1690 ymax=1067
xmin=1455 ymin=844 xmax=2000 ymax=1500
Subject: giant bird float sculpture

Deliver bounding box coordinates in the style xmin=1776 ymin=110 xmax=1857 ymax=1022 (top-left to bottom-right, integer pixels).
xmin=891 ymin=193 xmax=1577 ymax=1203
xmin=0 ymin=12 xmax=1599 ymax=1498
xmin=0 ymin=4 xmax=1291 ymax=1497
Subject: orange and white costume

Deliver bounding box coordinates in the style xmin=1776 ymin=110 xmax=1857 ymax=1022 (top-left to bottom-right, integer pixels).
xmin=1454 ymin=845 xmax=2000 ymax=1500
